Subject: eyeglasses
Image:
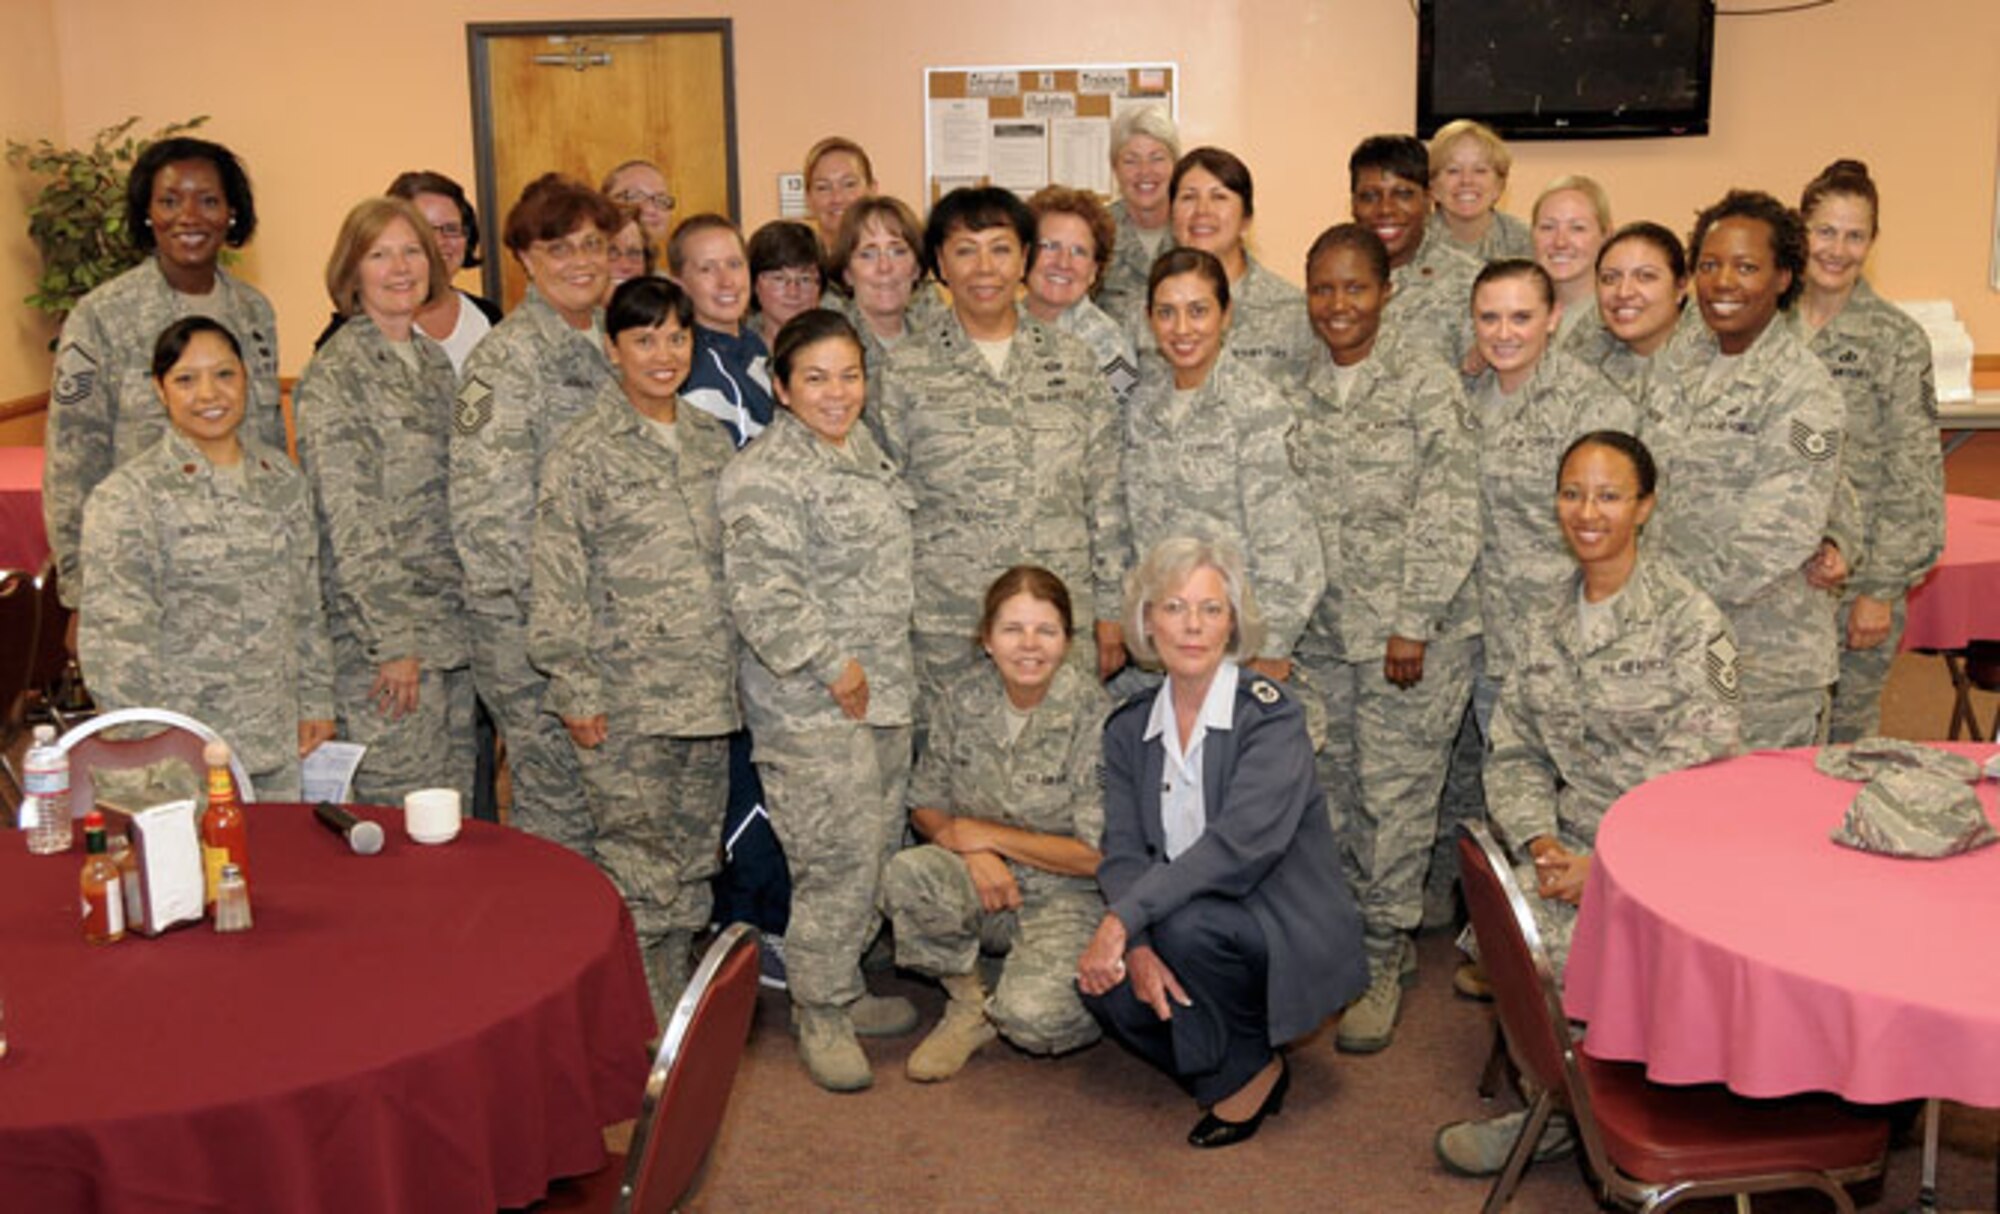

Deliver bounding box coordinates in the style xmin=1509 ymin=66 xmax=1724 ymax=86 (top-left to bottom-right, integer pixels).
xmin=431 ymin=222 xmax=466 ymax=241
xmin=852 ymin=245 xmax=914 ymax=265
xmin=1035 ymin=239 xmax=1093 ymax=261
xmin=758 ymin=269 xmax=819 ymax=290
xmin=531 ymin=235 xmax=607 ymax=263
xmin=613 ymin=188 xmax=677 ymax=212
xmin=1155 ymin=598 xmax=1229 ymax=623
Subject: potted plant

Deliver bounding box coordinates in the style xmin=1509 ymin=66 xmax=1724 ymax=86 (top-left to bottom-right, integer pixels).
xmin=7 ymin=115 xmax=209 ymax=328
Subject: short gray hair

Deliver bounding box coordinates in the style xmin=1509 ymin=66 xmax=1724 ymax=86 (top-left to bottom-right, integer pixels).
xmin=1122 ymin=536 xmax=1266 ymax=666
xmin=1110 ymin=106 xmax=1181 ymax=165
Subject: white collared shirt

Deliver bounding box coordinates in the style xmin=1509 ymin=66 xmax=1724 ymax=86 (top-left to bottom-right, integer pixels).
xmin=1143 ymin=660 xmax=1239 ymax=861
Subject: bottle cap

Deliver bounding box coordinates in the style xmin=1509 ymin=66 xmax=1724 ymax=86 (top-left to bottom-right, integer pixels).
xmin=32 ymin=723 xmax=54 ymax=743
xmin=82 ymin=810 xmax=104 ymax=828
xmin=220 ymin=863 xmax=242 ymax=879
xmin=203 ymin=739 xmax=232 ymax=767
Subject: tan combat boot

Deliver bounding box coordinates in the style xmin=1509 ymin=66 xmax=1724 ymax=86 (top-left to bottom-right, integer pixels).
xmin=905 ymin=972 xmax=998 ymax=1082
xmin=795 ymin=1003 xmax=873 ymax=1092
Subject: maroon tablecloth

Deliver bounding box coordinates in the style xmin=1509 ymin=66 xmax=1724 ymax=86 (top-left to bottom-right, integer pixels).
xmin=1902 ymin=494 xmax=2000 ymax=651
xmin=0 ymin=446 xmax=47 ymax=572
xmin=0 ymin=804 xmax=656 ymax=1213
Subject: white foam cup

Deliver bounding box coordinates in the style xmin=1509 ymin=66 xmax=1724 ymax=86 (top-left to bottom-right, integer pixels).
xmin=404 ymin=788 xmax=463 ymax=844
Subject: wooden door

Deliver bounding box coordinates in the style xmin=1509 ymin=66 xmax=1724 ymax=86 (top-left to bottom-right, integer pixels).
xmin=469 ymin=20 xmax=738 ymax=311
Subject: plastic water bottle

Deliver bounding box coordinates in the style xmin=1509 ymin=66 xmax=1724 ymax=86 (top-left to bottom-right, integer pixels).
xmin=22 ymin=725 xmax=74 ymax=855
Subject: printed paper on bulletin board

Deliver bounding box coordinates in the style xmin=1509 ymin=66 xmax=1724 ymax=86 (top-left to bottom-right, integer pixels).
xmin=923 ymin=64 xmax=1177 ymax=205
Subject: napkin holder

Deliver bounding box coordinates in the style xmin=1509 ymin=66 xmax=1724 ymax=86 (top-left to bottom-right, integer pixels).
xmin=99 ymin=798 xmax=207 ymax=936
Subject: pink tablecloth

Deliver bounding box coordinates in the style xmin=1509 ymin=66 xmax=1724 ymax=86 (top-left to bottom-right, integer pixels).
xmin=1564 ymin=744 xmax=2000 ymax=1106
xmin=0 ymin=445 xmax=47 ymax=572
xmin=1902 ymin=494 xmax=2000 ymax=651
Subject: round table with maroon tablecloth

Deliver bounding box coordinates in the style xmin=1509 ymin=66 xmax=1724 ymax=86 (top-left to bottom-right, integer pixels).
xmin=0 ymin=804 xmax=656 ymax=1213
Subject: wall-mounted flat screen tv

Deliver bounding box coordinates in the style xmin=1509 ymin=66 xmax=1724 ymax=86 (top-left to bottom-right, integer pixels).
xmin=1418 ymin=0 xmax=1715 ymax=140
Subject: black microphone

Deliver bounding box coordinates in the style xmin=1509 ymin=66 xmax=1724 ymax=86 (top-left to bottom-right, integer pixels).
xmin=314 ymin=801 xmax=385 ymax=856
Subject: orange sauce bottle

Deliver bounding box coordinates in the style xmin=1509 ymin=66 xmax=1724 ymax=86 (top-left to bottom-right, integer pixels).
xmin=201 ymin=740 xmax=249 ymax=905
xmin=80 ymin=811 xmax=126 ymax=944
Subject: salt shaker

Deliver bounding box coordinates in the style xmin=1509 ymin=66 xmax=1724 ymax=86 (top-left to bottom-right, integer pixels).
xmin=213 ymin=863 xmax=253 ymax=933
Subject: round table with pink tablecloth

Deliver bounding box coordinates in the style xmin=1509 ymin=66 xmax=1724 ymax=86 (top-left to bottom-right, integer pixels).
xmin=1902 ymin=494 xmax=2000 ymax=652
xmin=1563 ymin=744 xmax=2000 ymax=1107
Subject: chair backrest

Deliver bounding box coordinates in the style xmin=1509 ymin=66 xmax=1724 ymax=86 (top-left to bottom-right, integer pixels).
xmin=0 ymin=568 xmax=37 ymax=732
xmin=55 ymin=707 xmax=259 ymax=817
xmin=618 ymin=922 xmax=761 ymax=1214
xmin=1456 ymin=824 xmax=1581 ymax=1105
xmin=28 ymin=557 xmax=70 ymax=695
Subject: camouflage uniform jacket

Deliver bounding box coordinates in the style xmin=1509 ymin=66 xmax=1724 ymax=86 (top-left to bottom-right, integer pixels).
xmin=1486 ymin=551 xmax=1741 ymax=858
xmin=1122 ymin=348 xmax=1324 ymax=659
xmin=1385 ymin=224 xmax=1481 ymax=368
xmin=1053 ymin=297 xmax=1140 ymax=408
xmin=909 ymin=660 xmax=1108 ymax=900
xmin=530 ymin=385 xmax=740 ymax=735
xmin=46 ymin=257 xmax=283 ymax=606
xmin=448 ymin=287 xmax=614 ymax=621
xmin=1643 ymin=320 xmax=1845 ymax=690
xmin=1471 ymin=349 xmax=1639 ymax=677
xmin=1788 ymin=279 xmax=1944 ymax=599
xmin=1098 ymin=199 xmax=1167 ymax=329
xmin=872 ymin=306 xmax=1128 ymax=632
xmin=293 ymin=316 xmax=469 ymax=670
xmin=78 ymin=429 xmax=334 ymax=779
xmin=1295 ymin=328 xmax=1481 ymax=662
xmin=719 ymin=409 xmax=916 ymax=730
xmin=1440 ymin=208 xmax=1534 ymax=263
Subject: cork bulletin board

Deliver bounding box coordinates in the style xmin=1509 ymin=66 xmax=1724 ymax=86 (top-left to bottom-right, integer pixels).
xmin=922 ymin=63 xmax=1178 ymax=205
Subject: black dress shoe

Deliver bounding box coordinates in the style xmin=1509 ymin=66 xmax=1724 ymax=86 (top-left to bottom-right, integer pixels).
xmin=1187 ymin=1056 xmax=1290 ymax=1148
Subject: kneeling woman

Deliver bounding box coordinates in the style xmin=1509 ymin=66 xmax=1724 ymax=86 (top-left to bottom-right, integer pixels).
xmin=719 ymin=310 xmax=918 ymax=1093
xmin=1078 ymin=537 xmax=1366 ymax=1148
xmin=879 ymin=566 xmax=1110 ymax=1082
xmin=80 ymin=318 xmax=335 ymax=797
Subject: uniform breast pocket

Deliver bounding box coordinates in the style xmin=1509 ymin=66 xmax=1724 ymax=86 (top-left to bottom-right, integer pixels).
xmin=1587 ymin=662 xmax=1682 ymax=747
xmin=1006 ymin=761 xmax=1076 ymax=835
xmin=1027 ymin=408 xmax=1088 ymax=478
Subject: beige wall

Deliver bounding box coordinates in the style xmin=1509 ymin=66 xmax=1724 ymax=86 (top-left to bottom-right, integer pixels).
xmin=3 ymin=0 xmax=1995 ymax=402
xmin=1 ymin=0 xmax=64 ymax=400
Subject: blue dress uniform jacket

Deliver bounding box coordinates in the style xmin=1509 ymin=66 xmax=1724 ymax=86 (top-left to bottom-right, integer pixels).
xmin=1097 ymin=669 xmax=1367 ymax=1044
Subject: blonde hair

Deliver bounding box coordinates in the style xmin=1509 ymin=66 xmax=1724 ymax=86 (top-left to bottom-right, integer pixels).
xmin=1428 ymin=119 xmax=1512 ymax=180
xmin=325 ymin=196 xmax=451 ymax=318
xmin=1122 ymin=536 xmax=1266 ymax=666
xmin=1533 ymin=174 xmax=1613 ymax=232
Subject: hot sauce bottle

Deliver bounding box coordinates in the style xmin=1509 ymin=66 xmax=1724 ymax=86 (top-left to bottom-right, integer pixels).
xmin=80 ymin=811 xmax=126 ymax=945
xmin=201 ymin=740 xmax=249 ymax=905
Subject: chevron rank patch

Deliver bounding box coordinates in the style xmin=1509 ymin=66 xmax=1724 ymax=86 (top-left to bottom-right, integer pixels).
xmin=455 ymin=377 xmax=494 ymax=435
xmin=1788 ymin=418 xmax=1836 ymax=463
xmin=1704 ymin=631 xmax=1740 ymax=702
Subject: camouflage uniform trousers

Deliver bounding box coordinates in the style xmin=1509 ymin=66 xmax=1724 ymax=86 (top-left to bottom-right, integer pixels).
xmin=1300 ymin=636 xmax=1476 ymax=974
xmin=1426 ymin=648 xmax=1498 ymax=929
xmin=333 ymin=638 xmax=477 ymax=808
xmin=877 ymin=842 xmax=1102 ymax=1054
xmin=1460 ymin=859 xmax=1580 ymax=981
xmin=1827 ymin=594 xmax=1907 ymax=744
xmin=574 ymin=731 xmax=730 ymax=942
xmin=755 ymin=721 xmax=912 ymax=1008
xmin=1741 ymin=682 xmax=1832 ymax=751
xmin=250 ymin=762 xmax=304 ymax=803
xmin=470 ymin=613 xmax=592 ymax=857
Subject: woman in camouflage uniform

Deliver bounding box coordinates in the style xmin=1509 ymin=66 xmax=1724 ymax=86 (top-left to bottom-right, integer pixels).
xmin=46 ymin=137 xmax=281 ymax=616
xmin=719 ymin=310 xmax=918 ymax=1093
xmin=879 ymin=566 xmax=1109 ymax=1082
xmin=1791 ymin=160 xmax=1945 ymax=742
xmin=294 ymin=198 xmax=474 ymax=807
xmin=80 ymin=318 xmax=334 ymax=799
xmin=1435 ymin=431 xmax=1740 ymax=1177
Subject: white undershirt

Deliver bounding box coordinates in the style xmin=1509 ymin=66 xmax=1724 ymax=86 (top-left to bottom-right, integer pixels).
xmin=973 ymin=335 xmax=1012 ymax=376
xmin=432 ymin=291 xmax=493 ymax=376
xmin=1143 ymin=660 xmax=1239 ymax=861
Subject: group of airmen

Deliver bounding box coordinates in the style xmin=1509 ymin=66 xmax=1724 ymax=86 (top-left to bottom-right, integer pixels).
xmin=43 ymin=106 xmax=1943 ymax=1136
